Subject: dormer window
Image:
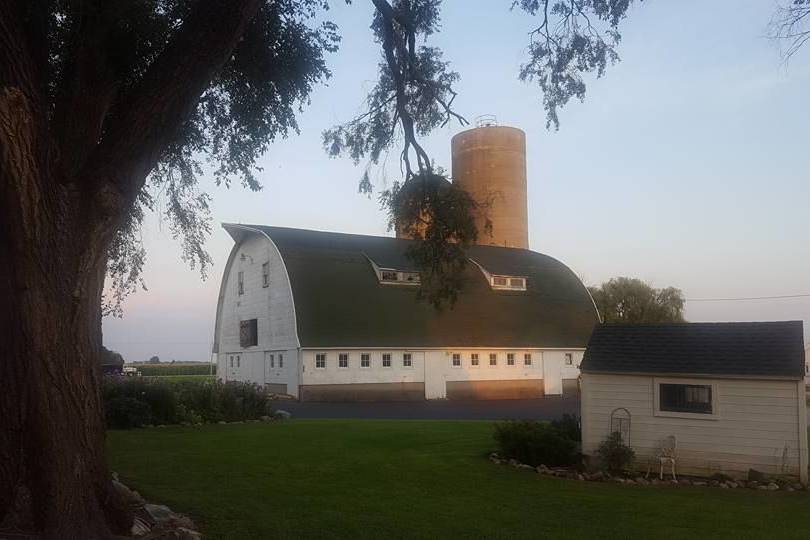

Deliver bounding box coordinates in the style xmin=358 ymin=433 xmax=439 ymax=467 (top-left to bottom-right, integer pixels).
xmin=378 ymin=268 xmax=420 ymax=286
xmin=468 ymin=258 xmax=527 ymax=291
xmin=490 ymin=275 xmax=526 ymax=291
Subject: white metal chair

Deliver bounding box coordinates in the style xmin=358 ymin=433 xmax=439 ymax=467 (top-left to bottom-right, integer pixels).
xmin=646 ymin=435 xmax=677 ymax=481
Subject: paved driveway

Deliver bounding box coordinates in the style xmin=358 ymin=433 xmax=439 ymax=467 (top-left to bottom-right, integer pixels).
xmin=274 ymin=397 xmax=579 ymax=420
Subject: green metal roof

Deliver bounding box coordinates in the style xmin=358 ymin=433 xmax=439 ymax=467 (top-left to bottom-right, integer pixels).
xmin=228 ymin=224 xmax=599 ymax=349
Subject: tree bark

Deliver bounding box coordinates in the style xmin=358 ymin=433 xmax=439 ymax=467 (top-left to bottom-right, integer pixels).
xmin=0 ymin=0 xmax=263 ymax=535
xmin=0 ymin=87 xmax=130 ymax=537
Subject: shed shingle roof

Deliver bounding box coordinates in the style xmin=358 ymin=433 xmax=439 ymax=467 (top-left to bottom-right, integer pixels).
xmin=226 ymin=224 xmax=599 ymax=349
xmin=581 ymin=321 xmax=805 ymax=379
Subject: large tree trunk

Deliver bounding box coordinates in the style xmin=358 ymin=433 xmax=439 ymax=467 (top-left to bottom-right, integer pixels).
xmin=0 ymin=88 xmax=131 ymax=537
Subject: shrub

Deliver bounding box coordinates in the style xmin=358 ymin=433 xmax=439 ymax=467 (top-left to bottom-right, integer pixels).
xmin=102 ymin=378 xmax=273 ymax=428
xmin=550 ymin=414 xmax=581 ymax=442
xmin=493 ymin=421 xmax=578 ymax=467
xmin=106 ymin=396 xmax=152 ymax=429
xmin=596 ymin=432 xmax=635 ymax=474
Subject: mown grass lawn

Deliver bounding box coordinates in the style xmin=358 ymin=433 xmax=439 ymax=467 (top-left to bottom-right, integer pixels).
xmin=107 ymin=420 xmax=809 ymax=539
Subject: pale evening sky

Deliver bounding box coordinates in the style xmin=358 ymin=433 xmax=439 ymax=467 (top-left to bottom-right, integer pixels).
xmin=103 ymin=1 xmax=810 ymax=362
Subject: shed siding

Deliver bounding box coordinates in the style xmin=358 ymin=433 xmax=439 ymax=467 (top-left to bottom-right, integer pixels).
xmin=581 ymin=373 xmax=802 ymax=479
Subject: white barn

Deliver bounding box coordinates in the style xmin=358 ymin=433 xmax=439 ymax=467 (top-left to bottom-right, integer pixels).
xmin=580 ymin=322 xmax=808 ymax=482
xmin=212 ymin=223 xmax=599 ymax=401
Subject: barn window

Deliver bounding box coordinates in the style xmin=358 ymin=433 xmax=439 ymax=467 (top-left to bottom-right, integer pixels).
xmin=659 ymin=384 xmax=713 ymax=414
xmin=315 ymin=353 xmax=326 ymax=369
xmin=382 ymin=353 xmax=392 ymax=367
xmin=269 ymin=354 xmax=275 ymax=368
xmin=238 ymin=271 xmax=245 ymax=295
xmin=489 ymin=353 xmax=497 ymax=366
xmin=403 ymin=353 xmax=412 ymax=367
xmin=278 ymin=354 xmax=283 ymax=368
xmin=262 ymin=262 xmax=270 ymax=287
xmin=490 ymin=275 xmax=527 ymax=291
xmin=229 ymin=355 xmax=233 ymax=368
xmin=565 ymin=353 xmax=573 ymax=365
xmin=239 ymin=319 xmax=258 ymax=348
xmin=507 ymin=353 xmax=515 ymax=366
xmin=470 ymin=353 xmax=479 ymax=367
xmin=451 ymin=353 xmax=461 ymax=367
xmin=524 ymin=353 xmax=532 ymax=366
xmin=376 ymin=267 xmax=420 ymax=286
xmin=361 ymin=353 xmax=370 ymax=368
xmin=338 ymin=353 xmax=349 ymax=368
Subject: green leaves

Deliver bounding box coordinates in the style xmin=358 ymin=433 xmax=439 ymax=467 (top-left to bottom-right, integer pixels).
xmin=588 ymin=276 xmax=686 ymax=324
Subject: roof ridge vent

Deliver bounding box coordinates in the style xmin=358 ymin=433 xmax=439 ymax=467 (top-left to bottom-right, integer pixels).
xmin=475 ymin=114 xmax=498 ymax=128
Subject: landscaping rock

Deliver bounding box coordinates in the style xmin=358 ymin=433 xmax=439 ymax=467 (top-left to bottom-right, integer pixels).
xmin=589 ymin=471 xmax=605 ymax=481
xmin=517 ymin=463 xmax=534 ymax=470
xmin=692 ymin=481 xmax=707 ymax=487
xmin=131 ymin=516 xmax=151 ymax=536
xmin=766 ymin=483 xmax=779 ymax=491
xmin=635 ymin=477 xmax=648 ymax=485
xmin=718 ymin=483 xmax=729 ymax=489
xmin=756 ymin=485 xmax=768 ymax=491
xmin=784 ymin=486 xmax=794 ymax=492
xmin=508 ymin=459 xmax=519 ymax=466
xmin=217 ymin=420 xmax=226 ymax=425
xmin=727 ymin=481 xmax=738 ymax=489
xmin=536 ymin=464 xmax=549 ymax=474
xmin=143 ymin=504 xmax=174 ymax=524
xmin=612 ymin=477 xmax=626 ymax=484
xmin=260 ymin=415 xmax=273 ymax=422
xmin=792 ymin=483 xmax=804 ymax=491
xmin=748 ymin=469 xmax=766 ymax=482
xmin=273 ymin=409 xmax=292 ymax=420
xmin=577 ymin=474 xmax=585 ymax=481
xmin=113 ymin=479 xmax=145 ymax=506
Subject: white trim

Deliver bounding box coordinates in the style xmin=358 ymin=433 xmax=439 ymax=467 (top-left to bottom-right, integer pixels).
xmin=581 ymin=370 xmax=801 ymax=381
xmin=223 ymin=224 xmax=301 ymax=348
xmin=797 ymin=379 xmax=808 ymax=483
xmin=653 ymin=377 xmax=719 ymax=421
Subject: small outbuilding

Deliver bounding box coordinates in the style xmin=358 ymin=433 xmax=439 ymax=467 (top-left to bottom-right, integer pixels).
xmin=580 ymin=321 xmax=808 ymax=482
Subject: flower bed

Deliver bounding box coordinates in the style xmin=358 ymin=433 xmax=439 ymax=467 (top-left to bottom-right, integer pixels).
xmin=488 ymin=453 xmax=808 ymax=492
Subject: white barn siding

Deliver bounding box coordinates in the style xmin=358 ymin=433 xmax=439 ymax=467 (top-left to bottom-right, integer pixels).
xmin=214 ymin=231 xmax=300 ymax=396
xmin=299 ymin=349 xmax=583 ymax=399
xmin=581 ymin=373 xmax=806 ymax=480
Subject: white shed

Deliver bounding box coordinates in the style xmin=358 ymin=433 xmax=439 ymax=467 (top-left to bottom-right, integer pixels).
xmin=581 ymin=322 xmax=808 ymax=483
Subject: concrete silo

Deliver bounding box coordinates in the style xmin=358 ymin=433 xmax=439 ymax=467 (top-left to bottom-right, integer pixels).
xmin=451 ymin=119 xmax=529 ymax=249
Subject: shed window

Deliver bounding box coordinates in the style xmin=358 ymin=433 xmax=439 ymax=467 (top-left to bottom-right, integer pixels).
xmin=278 ymin=354 xmax=283 ymax=368
xmin=338 ymin=353 xmax=349 ymax=368
xmin=564 ymin=353 xmax=573 ymax=365
xmin=269 ymin=354 xmax=275 ymax=368
xmin=507 ymin=353 xmax=515 ymax=366
xmin=262 ymin=262 xmax=270 ymax=287
xmin=403 ymin=353 xmax=412 ymax=367
xmin=239 ymin=319 xmax=258 ymax=348
xmin=524 ymin=353 xmax=532 ymax=366
xmin=659 ymin=384 xmax=712 ymax=414
xmin=315 ymin=353 xmax=326 ymax=369
xmin=361 ymin=353 xmax=370 ymax=368
xmin=382 ymin=353 xmax=392 ymax=367
xmin=470 ymin=353 xmax=479 ymax=367
xmin=237 ymin=271 xmax=244 ymax=295
xmin=381 ymin=270 xmax=398 ymax=281
xmin=489 ymin=353 xmax=497 ymax=366
xmin=452 ymin=353 xmax=461 ymax=367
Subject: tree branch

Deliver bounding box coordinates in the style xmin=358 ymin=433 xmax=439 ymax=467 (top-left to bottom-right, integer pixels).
xmin=81 ymin=0 xmax=263 ymax=205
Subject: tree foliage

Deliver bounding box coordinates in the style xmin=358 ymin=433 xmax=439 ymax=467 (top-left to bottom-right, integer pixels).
xmin=588 ymin=277 xmax=685 ymax=324
xmin=324 ymin=0 xmax=636 ymax=306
